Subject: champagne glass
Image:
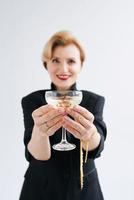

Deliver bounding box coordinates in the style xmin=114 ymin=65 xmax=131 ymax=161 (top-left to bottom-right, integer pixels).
xmin=45 ymin=90 xmax=83 ymax=151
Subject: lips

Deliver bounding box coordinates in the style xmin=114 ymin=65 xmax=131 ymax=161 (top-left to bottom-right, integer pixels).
xmin=57 ymin=75 xmax=71 ymax=80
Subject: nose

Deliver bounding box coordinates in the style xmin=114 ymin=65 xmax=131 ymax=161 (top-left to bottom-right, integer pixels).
xmin=60 ymin=62 xmax=69 ymax=73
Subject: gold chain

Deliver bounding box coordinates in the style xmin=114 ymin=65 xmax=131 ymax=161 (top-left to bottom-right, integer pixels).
xmin=80 ymin=140 xmax=89 ymax=189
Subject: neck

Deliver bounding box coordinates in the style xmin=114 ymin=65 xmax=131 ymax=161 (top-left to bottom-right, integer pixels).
xmin=51 ymin=82 xmax=77 ymax=91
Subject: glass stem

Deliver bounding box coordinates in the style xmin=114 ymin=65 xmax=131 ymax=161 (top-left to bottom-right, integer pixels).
xmin=61 ymin=127 xmax=67 ymax=142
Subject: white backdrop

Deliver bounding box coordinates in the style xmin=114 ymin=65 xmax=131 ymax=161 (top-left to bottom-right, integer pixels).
xmin=0 ymin=0 xmax=134 ymax=199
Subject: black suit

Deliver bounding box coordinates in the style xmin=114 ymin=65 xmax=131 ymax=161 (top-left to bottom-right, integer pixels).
xmin=19 ymin=83 xmax=107 ymax=200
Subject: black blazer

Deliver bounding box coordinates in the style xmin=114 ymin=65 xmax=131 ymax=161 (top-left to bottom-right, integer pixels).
xmin=19 ymin=83 xmax=107 ymax=200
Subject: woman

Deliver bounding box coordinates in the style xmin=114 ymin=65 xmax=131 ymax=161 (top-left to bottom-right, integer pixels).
xmin=19 ymin=30 xmax=107 ymax=200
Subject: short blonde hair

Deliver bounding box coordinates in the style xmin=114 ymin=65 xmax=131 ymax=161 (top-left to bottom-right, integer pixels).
xmin=41 ymin=30 xmax=85 ymax=68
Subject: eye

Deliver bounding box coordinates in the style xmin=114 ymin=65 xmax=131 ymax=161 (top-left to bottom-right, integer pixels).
xmin=68 ymin=59 xmax=76 ymax=64
xmin=52 ymin=58 xmax=60 ymax=63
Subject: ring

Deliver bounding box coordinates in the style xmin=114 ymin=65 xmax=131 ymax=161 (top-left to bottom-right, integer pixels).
xmin=44 ymin=121 xmax=49 ymax=128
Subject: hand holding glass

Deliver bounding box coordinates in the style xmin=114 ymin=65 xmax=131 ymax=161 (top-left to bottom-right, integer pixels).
xmin=45 ymin=90 xmax=83 ymax=151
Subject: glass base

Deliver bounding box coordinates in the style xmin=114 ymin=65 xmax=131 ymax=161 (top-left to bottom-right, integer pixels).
xmin=52 ymin=141 xmax=76 ymax=151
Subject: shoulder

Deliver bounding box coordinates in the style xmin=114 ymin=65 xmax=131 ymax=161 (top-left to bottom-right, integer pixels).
xmin=81 ymin=90 xmax=105 ymax=113
xmin=81 ymin=90 xmax=105 ymax=102
xmin=22 ymin=89 xmax=47 ymax=101
xmin=21 ymin=89 xmax=49 ymax=109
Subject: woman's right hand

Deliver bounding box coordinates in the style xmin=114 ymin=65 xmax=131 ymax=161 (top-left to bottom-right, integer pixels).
xmin=32 ymin=104 xmax=66 ymax=137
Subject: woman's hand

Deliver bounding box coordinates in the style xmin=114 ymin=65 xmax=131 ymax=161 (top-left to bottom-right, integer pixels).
xmin=63 ymin=105 xmax=98 ymax=142
xmin=28 ymin=104 xmax=66 ymax=160
xmin=32 ymin=104 xmax=66 ymax=137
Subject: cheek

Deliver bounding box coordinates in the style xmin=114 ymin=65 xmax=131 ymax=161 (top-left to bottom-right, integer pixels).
xmin=47 ymin=67 xmax=57 ymax=76
xmin=71 ymin=66 xmax=81 ymax=75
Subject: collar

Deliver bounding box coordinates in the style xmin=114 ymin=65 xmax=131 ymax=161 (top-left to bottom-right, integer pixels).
xmin=50 ymin=82 xmax=77 ymax=90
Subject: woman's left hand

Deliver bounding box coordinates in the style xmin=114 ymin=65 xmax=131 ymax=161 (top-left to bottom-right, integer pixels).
xmin=62 ymin=105 xmax=98 ymax=141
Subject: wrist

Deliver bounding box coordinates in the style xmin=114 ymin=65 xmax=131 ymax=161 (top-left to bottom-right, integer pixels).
xmin=32 ymin=125 xmax=49 ymax=141
xmin=82 ymin=128 xmax=101 ymax=151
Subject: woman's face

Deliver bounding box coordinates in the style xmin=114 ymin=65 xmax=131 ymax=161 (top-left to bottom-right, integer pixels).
xmin=46 ymin=44 xmax=82 ymax=90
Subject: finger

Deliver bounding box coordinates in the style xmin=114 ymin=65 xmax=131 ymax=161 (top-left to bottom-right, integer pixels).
xmin=40 ymin=113 xmax=63 ymax=131
xmin=43 ymin=107 xmax=66 ymax=123
xmin=63 ymin=116 xmax=86 ymax=135
xmin=35 ymin=109 xmax=65 ymax=126
xmin=32 ymin=104 xmax=55 ymax=118
xmin=62 ymin=122 xmax=81 ymax=139
xmin=44 ymin=114 xmax=64 ymax=128
xmin=66 ymin=108 xmax=92 ymax=129
xmin=81 ymin=124 xmax=97 ymax=141
xmin=33 ymin=105 xmax=65 ymax=124
xmin=46 ymin=120 xmax=63 ymax=136
xmin=72 ymin=105 xmax=94 ymax=122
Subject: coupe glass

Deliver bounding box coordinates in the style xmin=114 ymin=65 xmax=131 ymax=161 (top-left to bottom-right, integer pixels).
xmin=45 ymin=90 xmax=83 ymax=151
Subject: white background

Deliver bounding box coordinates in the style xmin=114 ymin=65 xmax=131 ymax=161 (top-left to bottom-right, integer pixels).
xmin=0 ymin=0 xmax=134 ymax=199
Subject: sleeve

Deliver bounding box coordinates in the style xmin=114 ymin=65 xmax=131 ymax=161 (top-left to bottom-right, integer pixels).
xmin=87 ymin=96 xmax=107 ymax=159
xmin=21 ymin=96 xmax=37 ymax=162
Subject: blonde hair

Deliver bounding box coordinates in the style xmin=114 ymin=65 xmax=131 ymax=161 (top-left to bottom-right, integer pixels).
xmin=41 ymin=30 xmax=85 ymax=68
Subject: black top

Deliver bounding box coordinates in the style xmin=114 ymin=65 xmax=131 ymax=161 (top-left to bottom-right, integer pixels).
xmin=19 ymin=82 xmax=107 ymax=200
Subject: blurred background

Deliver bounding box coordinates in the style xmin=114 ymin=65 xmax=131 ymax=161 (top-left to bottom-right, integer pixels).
xmin=0 ymin=0 xmax=134 ymax=199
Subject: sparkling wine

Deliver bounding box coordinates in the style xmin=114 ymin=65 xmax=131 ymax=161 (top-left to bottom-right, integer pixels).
xmin=45 ymin=90 xmax=82 ymax=151
xmin=45 ymin=95 xmax=82 ymax=108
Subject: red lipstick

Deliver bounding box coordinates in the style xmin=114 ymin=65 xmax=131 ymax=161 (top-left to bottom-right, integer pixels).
xmin=57 ymin=75 xmax=71 ymax=80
